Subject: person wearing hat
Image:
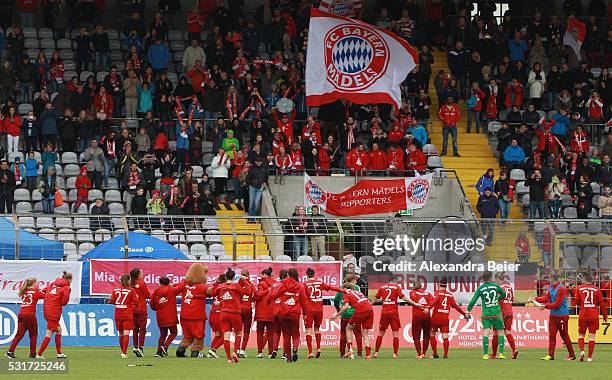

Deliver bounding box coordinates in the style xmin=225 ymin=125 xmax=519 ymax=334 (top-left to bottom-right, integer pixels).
xmin=10 ymin=156 xmax=26 ymax=189
xmin=73 ymin=166 xmax=93 ymax=213
xmin=222 ymin=130 xmax=240 ymax=159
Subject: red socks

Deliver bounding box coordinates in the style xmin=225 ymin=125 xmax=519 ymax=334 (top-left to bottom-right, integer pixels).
xmin=443 ymin=338 xmax=449 ymax=357
xmin=578 ymin=337 xmax=585 ymax=351
xmin=306 ymin=335 xmax=313 ymax=354
xmin=234 ymin=336 xmax=242 ymax=354
xmin=375 ymin=336 xmax=383 ymax=352
xmin=588 ymin=340 xmax=595 ymax=358
xmin=429 ymin=336 xmax=437 ymax=355
xmin=365 ymin=346 xmax=371 ymax=357
xmin=393 ymin=337 xmax=399 ymax=355
xmin=119 ymin=336 xmax=125 ymax=354
xmin=223 ymin=340 xmax=232 ymax=360
xmin=422 ymin=334 xmax=429 ymax=354
xmin=241 ymin=332 xmax=249 ymax=351
xmin=506 ymin=334 xmax=516 ymax=352
xmin=29 ymin=335 xmax=37 ymax=357
xmin=414 ymin=338 xmax=421 ymax=356
xmin=38 ymin=336 xmax=51 ymax=356
xmin=492 ymin=335 xmax=498 ymax=356
xmin=315 ymin=333 xmax=321 ymax=350
xmin=123 ymin=335 xmax=129 ymax=355
xmin=133 ymin=331 xmax=138 ymax=348
xmin=55 ymin=335 xmax=62 ymax=354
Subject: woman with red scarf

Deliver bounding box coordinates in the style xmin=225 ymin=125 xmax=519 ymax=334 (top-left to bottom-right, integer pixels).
xmin=94 ymin=86 xmax=114 ymax=118
xmin=569 ymin=126 xmax=590 ymax=154
xmin=48 ymin=51 xmax=64 ymax=93
xmin=231 ymin=150 xmax=246 ymax=202
xmin=535 ymin=118 xmax=563 ymax=156
xmin=225 ymin=85 xmax=240 ymax=120
xmin=274 ymin=146 xmax=292 ymax=185
xmin=318 ymin=145 xmax=331 ymax=176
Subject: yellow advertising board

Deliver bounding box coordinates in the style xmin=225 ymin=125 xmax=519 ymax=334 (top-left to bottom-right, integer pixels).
xmin=568 ymin=316 xmax=612 ymax=343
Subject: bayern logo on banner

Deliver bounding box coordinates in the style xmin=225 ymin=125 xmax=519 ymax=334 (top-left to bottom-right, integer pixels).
xmin=318 ymin=0 xmax=362 ymax=18
xmin=306 ymin=8 xmax=417 ymax=109
xmin=405 ymin=176 xmax=431 ymax=209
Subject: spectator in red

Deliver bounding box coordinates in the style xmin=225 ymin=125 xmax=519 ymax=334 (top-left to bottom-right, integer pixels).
xmin=187 ymin=60 xmax=207 ymax=96
xmin=3 ymin=106 xmax=22 ymax=154
xmin=388 ymin=123 xmax=404 ymax=145
xmin=274 ymin=146 xmax=292 ymax=185
xmin=289 ymin=143 xmax=303 ymax=173
xmin=187 ymin=6 xmax=204 ymax=42
xmin=93 ymin=86 xmax=114 ymax=118
xmin=367 ymin=142 xmax=387 ymax=176
xmin=438 ymin=96 xmax=461 ymax=157
xmin=318 ymin=145 xmax=331 ymax=176
xmin=301 ymin=116 xmax=321 ymax=144
xmin=466 ymin=81 xmax=486 ymax=133
xmin=346 ymin=143 xmax=368 ymax=175
xmin=387 ymin=143 xmax=405 ymax=176
xmin=534 ymin=118 xmax=562 ymax=156
xmin=17 ymin=0 xmax=36 ymax=27
xmin=504 ymin=78 xmax=523 ymax=109
xmin=585 ymin=91 xmax=604 ymax=123
xmin=48 ymin=51 xmax=64 ymax=93
xmin=73 ymin=166 xmax=92 ymax=212
xmin=406 ymin=144 xmax=427 ymax=173
xmin=569 ymin=126 xmax=590 ymax=154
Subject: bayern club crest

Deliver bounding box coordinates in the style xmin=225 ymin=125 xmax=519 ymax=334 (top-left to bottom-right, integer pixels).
xmin=326 ymin=0 xmax=355 ymax=16
xmin=324 ymin=24 xmax=390 ymax=92
xmin=406 ymin=178 xmax=430 ymax=205
xmin=305 ymin=180 xmax=327 ymax=206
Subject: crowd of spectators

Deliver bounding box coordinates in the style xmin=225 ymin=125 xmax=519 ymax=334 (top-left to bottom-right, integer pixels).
xmin=0 ymin=0 xmax=609 ymax=223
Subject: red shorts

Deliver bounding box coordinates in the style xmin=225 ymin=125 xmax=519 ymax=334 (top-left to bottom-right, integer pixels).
xmin=349 ymin=310 xmax=374 ymax=330
xmin=304 ymin=312 xmax=323 ymax=329
xmin=45 ymin=319 xmax=60 ymax=331
xmin=430 ymin=321 xmax=449 ymax=334
xmin=220 ymin=312 xmax=243 ymax=333
xmin=378 ymin=313 xmax=401 ymax=331
xmin=578 ymin=319 xmax=599 ymax=334
xmin=209 ymin=311 xmax=221 ymax=333
xmin=116 ymin=319 xmax=134 ymax=331
xmin=181 ymin=319 xmax=204 ymax=339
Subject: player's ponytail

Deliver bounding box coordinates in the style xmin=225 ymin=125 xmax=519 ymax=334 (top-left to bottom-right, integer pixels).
xmin=19 ymin=278 xmax=37 ymax=297
xmin=279 ymin=269 xmax=288 ymax=280
xmin=306 ymin=267 xmax=315 ymax=277
xmin=130 ymin=268 xmax=141 ymax=285
xmin=225 ymin=268 xmax=236 ymax=282
xmin=62 ymin=271 xmax=73 ymax=282
xmin=120 ymin=274 xmax=131 ymax=287
xmin=288 ymin=268 xmax=299 ymax=281
xmin=261 ymin=267 xmax=273 ymax=277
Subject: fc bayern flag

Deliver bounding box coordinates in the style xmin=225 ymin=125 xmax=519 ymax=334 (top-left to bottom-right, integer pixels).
xmin=563 ymin=16 xmax=586 ymax=60
xmin=318 ymin=0 xmax=362 ymax=18
xmin=306 ymin=8 xmax=418 ymax=110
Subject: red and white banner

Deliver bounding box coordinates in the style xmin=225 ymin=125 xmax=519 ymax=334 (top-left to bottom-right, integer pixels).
xmin=563 ymin=16 xmax=586 ymax=60
xmin=0 ymin=260 xmax=82 ymax=304
xmin=306 ymin=8 xmax=418 ymax=109
xmin=89 ymin=260 xmax=342 ymax=296
xmin=318 ymin=0 xmax=362 ymax=18
xmin=304 ymin=173 xmax=432 ymax=216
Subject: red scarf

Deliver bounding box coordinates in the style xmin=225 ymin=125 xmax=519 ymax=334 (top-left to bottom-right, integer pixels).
xmin=226 ymin=93 xmax=237 ymax=119
xmin=346 ymin=123 xmax=355 ymax=148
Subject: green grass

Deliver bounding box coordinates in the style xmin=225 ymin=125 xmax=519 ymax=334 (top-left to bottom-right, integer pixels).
xmin=2 ymin=346 xmax=611 ymax=380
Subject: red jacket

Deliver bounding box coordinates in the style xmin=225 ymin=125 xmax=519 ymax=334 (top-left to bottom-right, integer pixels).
xmin=569 ymin=130 xmax=590 ymax=154
xmin=438 ymin=104 xmax=461 ymax=127
xmin=469 ymin=88 xmax=486 ymax=111
xmin=43 ymin=278 xmax=71 ymax=321
xmin=535 ymin=281 xmax=569 ymax=314
xmin=19 ymin=287 xmax=45 ymax=316
xmin=587 ymin=98 xmax=604 ymax=120
xmin=318 ymin=147 xmax=331 ymax=171
xmin=154 ymin=132 xmax=169 ymax=151
xmin=3 ymin=115 xmax=22 ymax=136
xmin=302 ymin=278 xmax=343 ymax=314
xmin=187 ymin=12 xmax=204 ymax=33
xmin=132 ymin=278 xmax=150 ymax=315
xmin=345 ymin=149 xmax=368 ymax=173
xmin=272 ymin=108 xmax=295 ymax=144
xmin=407 ymin=148 xmax=427 ymax=170
xmin=271 ymin=277 xmax=308 ymax=319
xmin=254 ymin=277 xmax=276 ymax=321
xmin=150 ymin=284 xmax=180 ymax=327
xmin=504 ymin=83 xmax=523 ymax=108
xmin=274 ymin=153 xmax=292 ymax=170
xmin=301 ymin=122 xmax=321 ymax=143
xmin=176 ymin=280 xmax=208 ymax=320
xmin=93 ymin=93 xmax=114 ymax=117
xmin=215 ymin=282 xmax=245 ymax=314
xmin=388 ymin=128 xmax=404 ymax=144
xmin=109 ymin=285 xmax=139 ymax=321
xmin=290 ymin=149 xmax=303 ymax=171
xmin=17 ymin=0 xmax=36 ymax=12
xmin=387 ymin=148 xmax=405 ymax=171
xmin=367 ymin=149 xmax=387 ymax=171
xmin=238 ymin=278 xmax=258 ymax=312
xmin=534 ymin=119 xmax=561 ymax=154
xmin=75 ymin=175 xmax=92 ymax=197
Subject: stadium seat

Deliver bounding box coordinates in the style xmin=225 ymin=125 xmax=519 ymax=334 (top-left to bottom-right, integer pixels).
xmin=36 ymin=216 xmax=54 ymax=228
xmin=64 ymin=242 xmax=77 ymax=256
xmin=65 ymin=251 xmax=79 ymax=261
xmin=563 ymin=206 xmax=577 ymax=219
xmin=57 ymin=228 xmax=75 ymax=242
xmin=151 ymin=230 xmax=167 ymax=241
xmin=275 ymin=254 xmax=292 ymax=262
xmin=426 ymin=156 xmax=443 ymax=169
xmin=18 ymin=216 xmax=36 ymax=228
xmin=587 ymin=221 xmax=602 ymax=234
xmin=74 ymin=218 xmax=90 ymax=229
xmin=109 ymin=203 xmax=125 ymax=214
xmin=191 ymin=166 xmax=204 ymax=178
xmin=94 ymin=229 xmax=112 ymax=242
xmin=218 ymin=255 xmax=233 ymax=261
xmin=190 ymin=244 xmax=207 ymax=257
xmin=76 ymin=204 xmax=88 ymax=214
xmin=18 ymin=103 xmax=33 ymax=115
xmin=205 ymin=230 xmax=222 ymax=243
xmin=186 ymin=230 xmax=204 ymax=243
xmin=199 ymin=254 xmax=215 ymax=261
xmin=174 ymin=243 xmax=190 ymax=255
xmin=78 ymin=242 xmax=95 ymax=255
xmin=319 ymin=255 xmax=335 ymax=261
xmin=202 ymin=141 xmax=213 ymax=153
xmin=38 ymin=228 xmax=56 ymax=239
xmin=40 ymin=38 xmax=55 ymax=49
xmin=23 ymin=27 xmax=37 ymax=38
xmin=168 ymin=230 xmax=186 ymax=242
xmin=79 ymin=71 xmax=94 ymax=82
xmin=63 ymin=164 xmax=81 ymax=177
xmin=297 ymin=255 xmax=313 ymax=262
xmin=8 ymin=151 xmax=25 ymax=162
xmin=168 ymin=30 xmax=183 ymax=41
xmin=359 ymin=255 xmax=375 ymax=267
xmin=76 ymin=229 xmax=94 ymax=242
xmin=510 ymin=169 xmax=526 ymax=181
xmin=590 ymin=182 xmax=601 ymax=194
xmin=88 ymin=189 xmax=103 ymax=202
xmin=61 ymin=152 xmax=78 ymax=164
xmin=104 ymin=189 xmax=122 ymax=203
xmin=33 ymin=202 xmax=43 ymax=213
xmin=487 ymin=121 xmax=502 ymax=133
xmin=562 ymin=246 xmax=581 ymax=269
xmin=59 ymin=49 xmax=74 ymax=60
xmin=24 ymin=38 xmax=39 ymax=49
xmin=256 ymin=255 xmax=272 ymax=261
xmin=55 ymin=202 xmax=70 ymax=214
xmin=209 ymin=243 xmax=225 ymax=257
xmin=39 ymin=28 xmax=53 ymax=38
xmin=514 ymin=181 xmax=528 ymax=195
xmin=14 ymin=188 xmax=30 ymax=201
xmin=601 ymin=247 xmax=612 ymax=269
xmin=15 ymin=202 xmax=33 ymax=213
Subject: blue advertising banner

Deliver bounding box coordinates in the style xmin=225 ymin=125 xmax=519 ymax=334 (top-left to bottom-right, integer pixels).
xmin=0 ymin=304 xmax=211 ymax=347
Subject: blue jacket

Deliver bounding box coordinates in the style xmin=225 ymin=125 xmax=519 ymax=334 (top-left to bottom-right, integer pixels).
xmin=41 ymin=151 xmax=58 ymax=174
xmin=21 ymin=118 xmax=39 ymax=137
xmin=147 ymin=43 xmax=169 ymax=70
xmin=508 ymin=39 xmax=528 ymax=62
xmin=551 ymin=114 xmax=570 ymax=136
xmin=503 ymin=145 xmax=526 ymax=163
xmin=407 ymin=125 xmax=428 ymax=148
xmin=39 ymin=109 xmax=59 ymax=135
xmin=10 ymin=163 xmax=26 ymax=181
xmin=137 ymin=85 xmax=154 ymax=113
xmin=476 ymin=174 xmax=495 ymax=194
xmin=25 ymin=158 xmax=39 ymax=177
xmin=175 ymin=124 xmax=194 ymax=149
xmin=477 ymin=194 xmax=500 ymax=218
xmin=548 ymin=283 xmax=569 ymax=316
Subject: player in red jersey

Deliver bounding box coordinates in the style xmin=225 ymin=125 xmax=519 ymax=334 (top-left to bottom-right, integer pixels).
xmin=215 ymin=268 xmax=248 ymax=363
xmin=492 ymin=272 xmax=518 ymax=359
xmin=574 ymin=272 xmax=608 ymax=362
xmin=109 ymin=274 xmax=139 ymax=358
xmin=331 ymin=282 xmax=374 ymax=360
xmin=175 ymin=263 xmax=210 ymax=358
xmin=237 ymin=269 xmax=257 ymax=358
xmin=302 ymin=267 xmax=344 ymax=358
xmin=269 ymin=269 xmax=287 ymax=358
xmin=409 ymin=280 xmax=433 ymax=359
xmin=130 ymin=268 xmax=150 ymax=357
xmin=150 ymin=276 xmax=181 ymax=357
xmin=37 ymin=271 xmax=72 ymax=359
xmin=271 ymin=268 xmax=308 ymax=363
xmin=427 ymin=278 xmax=469 ymax=359
xmin=5 ymin=278 xmax=45 ymax=358
xmin=207 ymin=275 xmax=226 ymax=358
xmin=254 ymin=267 xmax=275 ymax=358
xmin=372 ymin=274 xmax=424 ymax=358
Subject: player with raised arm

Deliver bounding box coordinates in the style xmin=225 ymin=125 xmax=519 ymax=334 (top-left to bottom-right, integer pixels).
xmin=109 ymin=274 xmax=139 ymax=358
xmin=331 ymin=281 xmax=373 ymax=360
xmin=467 ymin=271 xmax=507 ymax=360
xmin=409 ymin=279 xmax=433 ymax=358
xmin=302 ymin=267 xmax=344 ymax=358
xmin=268 ymin=269 xmax=287 ymax=359
xmin=37 ymin=271 xmax=72 ymax=359
xmin=574 ymin=272 xmax=608 ymax=362
xmin=130 ymin=268 xmax=150 ymax=357
xmin=371 ymin=274 xmax=424 ymax=358
xmin=150 ymin=276 xmax=181 ymax=357
xmin=427 ymin=277 xmax=470 ymax=359
xmin=5 ymin=278 xmax=45 ymax=358
xmin=492 ymin=272 xmax=518 ymax=359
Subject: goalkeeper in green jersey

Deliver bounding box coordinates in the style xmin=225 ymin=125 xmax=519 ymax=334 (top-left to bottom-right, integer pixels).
xmin=467 ymin=271 xmax=507 ymax=359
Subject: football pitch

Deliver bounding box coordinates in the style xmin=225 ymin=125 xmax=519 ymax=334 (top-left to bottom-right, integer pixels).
xmin=1 ymin=347 xmax=610 ymax=380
